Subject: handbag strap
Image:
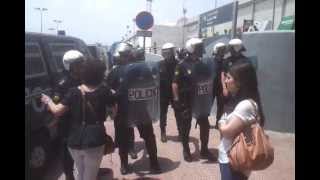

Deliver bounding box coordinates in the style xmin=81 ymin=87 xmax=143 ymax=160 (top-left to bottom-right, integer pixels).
xmin=79 ymin=86 xmax=100 ymax=124
xmin=248 ymin=99 xmax=260 ymax=124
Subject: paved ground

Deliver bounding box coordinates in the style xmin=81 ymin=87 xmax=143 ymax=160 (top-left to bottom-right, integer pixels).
xmin=45 ymin=106 xmax=295 ymax=180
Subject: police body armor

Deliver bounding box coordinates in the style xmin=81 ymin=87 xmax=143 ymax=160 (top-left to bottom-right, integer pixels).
xmin=119 ymin=61 xmax=160 ymax=127
xmin=191 ymin=58 xmax=216 ymax=119
xmin=159 ymin=58 xmax=178 ymax=100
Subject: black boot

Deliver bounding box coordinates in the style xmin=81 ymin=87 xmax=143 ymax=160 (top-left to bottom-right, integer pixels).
xmin=65 ymin=173 xmax=75 ymax=180
xmin=129 ymin=144 xmax=137 ymax=159
xmin=145 ymin=134 xmax=161 ymax=174
xmin=199 ymin=119 xmax=217 ymax=161
xmin=149 ymin=157 xmax=161 ymax=174
xmin=200 ymin=148 xmax=217 ymax=161
xmin=119 ymin=153 xmax=130 ymax=175
xmin=160 ymin=128 xmax=167 ymax=143
xmin=182 ymin=143 xmax=192 ymax=162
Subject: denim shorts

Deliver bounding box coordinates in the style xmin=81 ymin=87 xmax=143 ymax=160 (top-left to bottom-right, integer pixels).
xmin=219 ymin=163 xmax=248 ymax=180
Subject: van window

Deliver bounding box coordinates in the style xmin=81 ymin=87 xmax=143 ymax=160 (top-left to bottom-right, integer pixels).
xmin=25 ymin=42 xmax=48 ymax=79
xmin=49 ymin=43 xmax=76 ymax=72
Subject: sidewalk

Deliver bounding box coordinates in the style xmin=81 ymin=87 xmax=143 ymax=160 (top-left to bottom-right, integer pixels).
xmin=45 ymin=106 xmax=295 ymax=180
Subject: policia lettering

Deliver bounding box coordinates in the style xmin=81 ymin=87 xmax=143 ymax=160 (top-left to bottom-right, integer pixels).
xmin=128 ymin=87 xmax=159 ymax=101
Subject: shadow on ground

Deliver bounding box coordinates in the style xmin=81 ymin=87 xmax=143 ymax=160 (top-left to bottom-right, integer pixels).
xmin=166 ymin=135 xmax=218 ymax=163
xmin=98 ymin=168 xmax=114 ymax=180
xmin=130 ymin=152 xmax=180 ymax=177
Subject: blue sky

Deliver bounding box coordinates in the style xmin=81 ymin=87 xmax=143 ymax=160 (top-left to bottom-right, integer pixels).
xmin=25 ymin=0 xmax=232 ymax=45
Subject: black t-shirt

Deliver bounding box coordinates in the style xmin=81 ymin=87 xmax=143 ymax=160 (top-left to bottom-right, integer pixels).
xmin=61 ymin=85 xmax=116 ymax=149
xmin=54 ymin=75 xmax=81 ymax=138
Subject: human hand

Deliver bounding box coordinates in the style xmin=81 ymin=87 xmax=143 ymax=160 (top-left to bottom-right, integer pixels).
xmin=41 ymin=93 xmax=52 ymax=105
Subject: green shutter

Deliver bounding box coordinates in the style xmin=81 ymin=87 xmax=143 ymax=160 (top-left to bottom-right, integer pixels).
xmin=278 ymin=16 xmax=295 ymax=30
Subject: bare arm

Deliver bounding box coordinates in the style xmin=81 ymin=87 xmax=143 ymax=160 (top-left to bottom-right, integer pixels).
xmin=172 ymin=82 xmax=179 ymax=101
xmin=41 ymin=94 xmax=68 ymax=117
xmin=221 ymin=72 xmax=229 ymax=97
xmin=218 ymin=115 xmax=245 ymax=139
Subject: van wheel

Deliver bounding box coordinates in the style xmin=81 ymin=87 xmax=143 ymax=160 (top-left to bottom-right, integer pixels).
xmin=30 ymin=128 xmax=51 ymax=179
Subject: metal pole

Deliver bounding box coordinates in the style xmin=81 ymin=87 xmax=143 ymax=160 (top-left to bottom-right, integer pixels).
xmin=281 ymin=0 xmax=287 ymax=18
xmin=252 ymin=0 xmax=256 ymax=22
xmin=215 ymin=0 xmax=218 ymax=9
xmin=231 ymin=0 xmax=239 ymax=38
xmin=143 ymin=36 xmax=146 ymax=51
xmin=182 ymin=15 xmax=185 ymax=47
xmin=272 ymin=0 xmax=276 ymax=30
xmin=40 ymin=11 xmax=43 ymax=33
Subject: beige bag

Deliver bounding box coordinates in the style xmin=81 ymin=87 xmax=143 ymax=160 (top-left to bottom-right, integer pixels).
xmin=228 ymin=100 xmax=274 ymax=172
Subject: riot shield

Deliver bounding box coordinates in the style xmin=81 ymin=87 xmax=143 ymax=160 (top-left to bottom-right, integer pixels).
xmin=121 ymin=61 xmax=160 ymax=127
xmin=191 ymin=58 xmax=217 ymax=119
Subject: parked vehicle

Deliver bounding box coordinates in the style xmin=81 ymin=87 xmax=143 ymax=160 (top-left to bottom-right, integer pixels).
xmin=25 ymin=32 xmax=92 ymax=179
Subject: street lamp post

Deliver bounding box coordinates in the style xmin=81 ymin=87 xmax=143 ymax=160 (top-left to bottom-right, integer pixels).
xmin=53 ymin=19 xmax=62 ymax=34
xmin=182 ymin=0 xmax=187 ymax=47
xmin=231 ymin=0 xmax=239 ymax=38
xmin=34 ymin=7 xmax=48 ymax=33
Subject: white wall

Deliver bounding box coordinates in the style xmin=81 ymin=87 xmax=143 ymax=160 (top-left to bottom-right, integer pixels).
xmin=237 ymin=2 xmax=254 ymax=28
xmin=285 ymin=0 xmax=295 ymax=16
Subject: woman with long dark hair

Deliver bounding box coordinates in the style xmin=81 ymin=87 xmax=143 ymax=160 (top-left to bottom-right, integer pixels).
xmin=217 ymin=62 xmax=265 ymax=180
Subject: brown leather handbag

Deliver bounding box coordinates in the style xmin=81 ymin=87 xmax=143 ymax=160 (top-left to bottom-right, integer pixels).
xmin=228 ymin=100 xmax=274 ymax=172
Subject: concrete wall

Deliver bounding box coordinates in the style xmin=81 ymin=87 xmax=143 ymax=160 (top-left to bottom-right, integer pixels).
xmin=285 ymin=0 xmax=295 ymax=16
xmin=242 ymin=31 xmax=295 ymax=133
xmin=204 ymin=31 xmax=295 ymax=133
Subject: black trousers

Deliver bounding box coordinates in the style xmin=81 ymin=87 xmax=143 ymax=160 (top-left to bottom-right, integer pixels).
xmin=114 ymin=115 xmax=135 ymax=150
xmin=118 ymin=122 xmax=158 ymax=166
xmin=160 ymin=98 xmax=181 ymax=134
xmin=176 ymin=107 xmax=210 ymax=152
xmin=61 ymin=139 xmax=74 ymax=176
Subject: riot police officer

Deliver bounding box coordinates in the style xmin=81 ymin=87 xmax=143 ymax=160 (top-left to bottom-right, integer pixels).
xmin=172 ymin=38 xmax=216 ymax=162
xmin=113 ymin=45 xmax=161 ymax=174
xmin=223 ymin=38 xmax=249 ymax=72
xmin=211 ymin=43 xmax=227 ymax=126
xmin=221 ymin=38 xmax=252 ymax=114
xmin=106 ymin=42 xmax=138 ymax=161
xmin=53 ymin=50 xmax=86 ymax=180
xmin=159 ymin=43 xmax=179 ymax=142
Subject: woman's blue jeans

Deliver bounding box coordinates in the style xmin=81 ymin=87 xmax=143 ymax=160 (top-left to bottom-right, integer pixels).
xmin=219 ymin=163 xmax=248 ymax=180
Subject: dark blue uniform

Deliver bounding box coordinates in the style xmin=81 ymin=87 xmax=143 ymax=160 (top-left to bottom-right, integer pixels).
xmin=159 ymin=57 xmax=179 ymax=135
xmin=172 ymin=57 xmax=215 ymax=161
xmin=106 ymin=65 xmax=135 ymax=151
